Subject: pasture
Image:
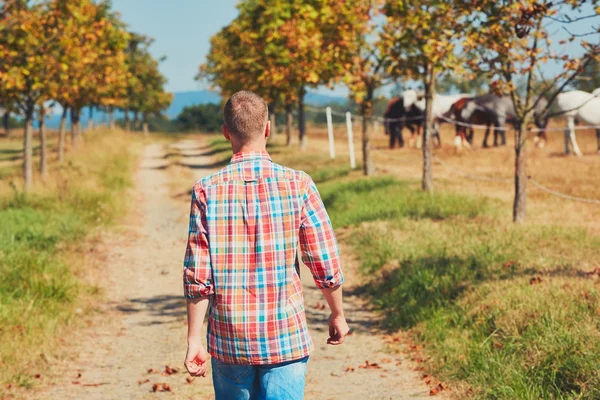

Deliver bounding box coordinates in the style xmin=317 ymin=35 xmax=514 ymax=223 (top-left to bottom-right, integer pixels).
xmin=262 ymin=119 xmax=600 ymax=398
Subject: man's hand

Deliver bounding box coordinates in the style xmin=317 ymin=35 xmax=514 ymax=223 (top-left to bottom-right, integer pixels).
xmin=184 ymin=341 xmax=209 ymax=377
xmin=327 ymin=313 xmax=350 ymax=345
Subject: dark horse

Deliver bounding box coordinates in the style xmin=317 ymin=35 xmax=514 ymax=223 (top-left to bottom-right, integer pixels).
xmin=457 ymin=94 xmax=549 ymax=148
xmin=383 ymin=97 xmax=424 ymax=149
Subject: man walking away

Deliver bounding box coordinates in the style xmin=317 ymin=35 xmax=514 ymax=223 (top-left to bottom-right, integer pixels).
xmin=183 ymin=90 xmax=349 ymax=400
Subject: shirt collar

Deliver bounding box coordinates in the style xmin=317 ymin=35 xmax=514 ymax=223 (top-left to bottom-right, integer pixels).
xmin=230 ymin=151 xmax=272 ymax=165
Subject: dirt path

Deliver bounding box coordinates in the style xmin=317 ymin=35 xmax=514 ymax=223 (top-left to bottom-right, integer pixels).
xmin=32 ymin=137 xmax=431 ymax=400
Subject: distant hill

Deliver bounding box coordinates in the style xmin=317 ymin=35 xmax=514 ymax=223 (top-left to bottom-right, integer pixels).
xmin=41 ymin=90 xmax=348 ymax=129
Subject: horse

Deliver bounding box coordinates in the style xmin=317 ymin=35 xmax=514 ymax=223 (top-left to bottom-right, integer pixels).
xmin=383 ymin=94 xmax=424 ymax=149
xmin=553 ymin=88 xmax=600 ymax=156
xmin=411 ymin=93 xmax=471 ymax=146
xmin=459 ymin=94 xmax=549 ymax=147
xmin=444 ymin=97 xmax=499 ymax=149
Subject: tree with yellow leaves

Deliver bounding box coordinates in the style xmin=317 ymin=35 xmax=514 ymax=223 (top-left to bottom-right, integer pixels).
xmin=462 ymin=0 xmax=599 ymax=222
xmin=201 ymin=0 xmax=363 ymax=148
xmin=344 ymin=0 xmax=387 ymax=176
xmin=0 ymin=0 xmax=59 ymax=189
xmin=382 ymin=1 xmax=470 ymax=192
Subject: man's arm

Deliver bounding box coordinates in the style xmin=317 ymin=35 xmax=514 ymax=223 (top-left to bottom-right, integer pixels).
xmin=321 ymin=286 xmax=350 ymax=345
xmin=299 ymin=177 xmax=349 ymax=345
xmin=185 ymin=298 xmax=210 ymax=377
xmin=183 ymin=185 xmax=213 ymax=376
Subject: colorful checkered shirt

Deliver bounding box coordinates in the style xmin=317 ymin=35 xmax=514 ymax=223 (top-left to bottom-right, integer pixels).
xmin=183 ymin=151 xmax=343 ymax=365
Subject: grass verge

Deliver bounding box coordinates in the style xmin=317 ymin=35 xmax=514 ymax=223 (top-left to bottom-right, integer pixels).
xmin=259 ymin=136 xmax=600 ymax=399
xmin=0 ymin=130 xmax=141 ymax=392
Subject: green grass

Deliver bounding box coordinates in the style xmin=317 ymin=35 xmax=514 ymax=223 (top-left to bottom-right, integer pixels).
xmin=315 ymin=175 xmax=600 ymax=399
xmin=0 ymin=131 xmax=139 ymax=389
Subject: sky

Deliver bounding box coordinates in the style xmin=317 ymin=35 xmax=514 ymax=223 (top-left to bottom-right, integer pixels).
xmin=111 ymin=1 xmax=598 ymax=98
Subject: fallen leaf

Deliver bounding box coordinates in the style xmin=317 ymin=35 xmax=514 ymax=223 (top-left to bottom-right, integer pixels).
xmin=147 ymin=368 xmax=156 ymax=374
xmin=529 ymin=276 xmax=543 ymax=285
xmin=138 ymin=379 xmax=150 ymax=385
xmin=429 ymin=382 xmax=448 ymax=396
xmin=344 ymin=366 xmax=355 ymax=372
xmin=152 ymin=383 xmax=172 ymax=392
xmin=161 ymin=365 xmax=179 ymax=376
xmin=358 ymin=360 xmax=381 ymax=370
xmin=33 ymin=374 xmax=41 ymax=379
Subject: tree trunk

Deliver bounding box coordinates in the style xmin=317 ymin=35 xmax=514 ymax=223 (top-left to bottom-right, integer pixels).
xmin=71 ymin=107 xmax=81 ymax=148
xmin=39 ymin=108 xmax=47 ymax=180
xmin=361 ymin=90 xmax=375 ymax=176
xmin=142 ymin=114 xmax=149 ymax=136
xmin=133 ymin=111 xmax=139 ymax=131
xmin=269 ymin=103 xmax=277 ymax=135
xmin=3 ymin=111 xmax=10 ymax=137
xmin=109 ymin=108 xmax=115 ymax=130
xmin=513 ymin=117 xmax=530 ymax=223
xmin=23 ymin=110 xmax=34 ymax=191
xmin=58 ymin=107 xmax=68 ymax=163
xmin=422 ymin=69 xmax=435 ymax=192
xmin=124 ymin=110 xmax=131 ymax=131
xmin=285 ymin=104 xmax=293 ymax=147
xmin=298 ymin=86 xmax=307 ymax=149
xmin=86 ymin=106 xmax=94 ymax=132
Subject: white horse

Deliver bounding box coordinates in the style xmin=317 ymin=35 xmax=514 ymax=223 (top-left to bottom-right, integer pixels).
xmin=555 ymin=88 xmax=600 ymax=156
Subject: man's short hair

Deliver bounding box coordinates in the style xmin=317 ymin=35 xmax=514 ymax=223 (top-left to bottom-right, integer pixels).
xmin=223 ymin=91 xmax=268 ymax=143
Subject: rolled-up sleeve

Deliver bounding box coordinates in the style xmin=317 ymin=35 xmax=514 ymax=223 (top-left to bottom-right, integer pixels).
xmin=183 ymin=184 xmax=214 ymax=298
xmin=299 ymin=178 xmax=344 ymax=289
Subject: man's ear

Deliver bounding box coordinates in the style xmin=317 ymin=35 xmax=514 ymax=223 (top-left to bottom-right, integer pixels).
xmin=264 ymin=120 xmax=271 ymax=139
xmin=222 ymin=124 xmax=232 ymax=142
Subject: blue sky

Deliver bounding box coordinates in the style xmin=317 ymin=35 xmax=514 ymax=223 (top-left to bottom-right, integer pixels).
xmin=111 ymin=1 xmax=598 ymax=98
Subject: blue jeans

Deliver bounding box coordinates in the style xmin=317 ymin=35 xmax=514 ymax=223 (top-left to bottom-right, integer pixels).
xmin=212 ymin=356 xmax=309 ymax=400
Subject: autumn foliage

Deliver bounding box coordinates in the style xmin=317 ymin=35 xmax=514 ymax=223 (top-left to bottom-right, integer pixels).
xmin=0 ymin=0 xmax=171 ymax=190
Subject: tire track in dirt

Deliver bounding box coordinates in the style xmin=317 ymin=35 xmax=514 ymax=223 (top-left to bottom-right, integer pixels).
xmin=30 ymin=137 xmax=432 ymax=400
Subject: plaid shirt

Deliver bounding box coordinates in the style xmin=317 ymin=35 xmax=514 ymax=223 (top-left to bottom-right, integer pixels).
xmin=183 ymin=151 xmax=343 ymax=365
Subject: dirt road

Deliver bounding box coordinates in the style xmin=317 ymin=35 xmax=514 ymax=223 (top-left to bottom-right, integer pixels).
xmin=32 ymin=138 xmax=431 ymax=400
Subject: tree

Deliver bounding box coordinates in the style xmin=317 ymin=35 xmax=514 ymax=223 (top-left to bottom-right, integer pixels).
xmin=175 ymin=104 xmax=222 ymax=132
xmin=382 ymin=1 xmax=470 ymax=192
xmin=463 ymin=0 xmax=600 ymax=222
xmin=199 ymin=5 xmax=300 ymax=144
xmin=0 ymin=0 xmax=59 ymax=190
xmin=200 ymin=0 xmax=362 ymax=148
xmin=51 ymin=0 xmax=128 ymax=147
xmin=573 ymin=58 xmax=600 ymax=92
xmin=122 ymin=34 xmax=172 ymax=134
xmin=345 ymin=1 xmax=387 ymax=176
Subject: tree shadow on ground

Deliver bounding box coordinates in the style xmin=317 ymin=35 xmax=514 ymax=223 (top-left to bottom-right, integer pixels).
xmin=347 ymin=254 xmax=540 ymax=332
xmin=116 ymin=295 xmax=186 ymax=325
xmin=177 ymin=157 xmax=230 ymax=170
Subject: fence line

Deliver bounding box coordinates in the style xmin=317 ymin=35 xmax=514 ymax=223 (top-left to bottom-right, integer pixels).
xmin=306 ymin=104 xmax=600 ymax=131
xmin=301 ymin=105 xmax=600 ymax=205
xmin=527 ymin=178 xmax=600 ymax=205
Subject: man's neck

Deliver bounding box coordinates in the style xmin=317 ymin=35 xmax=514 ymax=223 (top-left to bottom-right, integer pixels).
xmin=231 ymin=143 xmax=267 ymax=154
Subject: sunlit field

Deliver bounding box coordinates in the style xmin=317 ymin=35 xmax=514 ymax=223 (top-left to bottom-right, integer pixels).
xmin=239 ymin=123 xmax=600 ymax=399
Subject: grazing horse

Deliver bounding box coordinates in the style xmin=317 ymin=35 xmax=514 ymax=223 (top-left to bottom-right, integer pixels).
xmin=444 ymin=97 xmax=498 ymax=148
xmin=412 ymin=93 xmax=471 ymax=146
xmin=383 ymin=95 xmax=424 ymax=149
xmin=554 ymin=89 xmax=600 ymax=156
xmin=460 ymin=94 xmax=549 ymax=147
